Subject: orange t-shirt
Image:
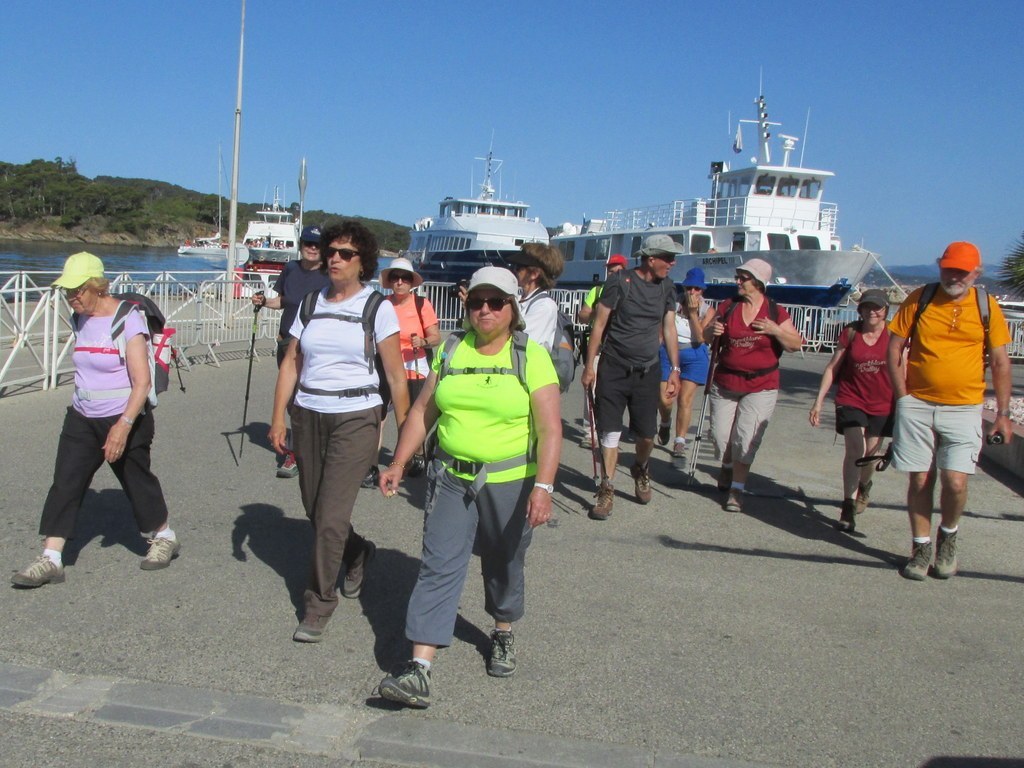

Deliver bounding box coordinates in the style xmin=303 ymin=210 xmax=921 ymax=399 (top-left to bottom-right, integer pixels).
xmin=889 ymin=285 xmax=1010 ymax=405
xmin=389 ymin=295 xmax=439 ymax=380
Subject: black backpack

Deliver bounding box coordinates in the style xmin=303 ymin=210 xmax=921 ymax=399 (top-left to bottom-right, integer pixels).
xmin=903 ymin=282 xmax=991 ymax=378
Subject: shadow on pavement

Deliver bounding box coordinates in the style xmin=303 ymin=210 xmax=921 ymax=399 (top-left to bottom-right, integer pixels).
xmin=231 ymin=503 xmax=311 ymax=614
xmin=62 ymin=488 xmax=150 ymax=565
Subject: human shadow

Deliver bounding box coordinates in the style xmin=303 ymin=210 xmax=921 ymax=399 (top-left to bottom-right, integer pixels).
xmin=62 ymin=488 xmax=150 ymax=566
xmin=357 ymin=546 xmax=425 ymax=671
xmin=231 ymin=503 xmax=311 ymax=615
xmin=920 ymin=758 xmax=1024 ymax=767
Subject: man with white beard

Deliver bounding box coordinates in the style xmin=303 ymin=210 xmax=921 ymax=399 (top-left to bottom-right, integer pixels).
xmin=886 ymin=242 xmax=1013 ymax=581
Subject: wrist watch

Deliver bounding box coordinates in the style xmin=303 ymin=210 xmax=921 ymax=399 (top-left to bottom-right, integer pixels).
xmin=671 ymin=366 xmax=681 ymax=373
xmin=534 ymin=482 xmax=554 ymax=494
xmin=998 ymin=409 xmax=1011 ymax=418
xmin=121 ymin=415 xmax=135 ymax=426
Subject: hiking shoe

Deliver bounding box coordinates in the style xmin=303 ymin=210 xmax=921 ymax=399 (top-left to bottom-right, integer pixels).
xmin=836 ymin=499 xmax=856 ymax=533
xmin=631 ymin=462 xmax=652 ymax=504
xmin=657 ymin=423 xmax=670 ymax=446
xmin=360 ymin=465 xmax=380 ymax=489
xmin=487 ymin=630 xmax=517 ymax=678
xmin=672 ymin=441 xmax=687 ymax=470
xmin=342 ymin=539 xmax=376 ymax=599
xmin=406 ymin=454 xmax=426 ymax=478
xmin=12 ymin=556 xmax=65 ymax=588
xmin=934 ymin=529 xmax=958 ymax=579
xmin=378 ymin=661 xmax=431 ymax=708
xmin=717 ymin=466 xmax=733 ymax=492
xmin=855 ymin=480 xmax=873 ymax=515
xmin=293 ymin=613 xmax=330 ymax=643
xmin=579 ymin=434 xmax=593 ymax=449
xmin=900 ymin=541 xmax=933 ymax=581
xmin=723 ymin=492 xmax=743 ymax=513
xmin=140 ymin=537 xmax=180 ymax=570
xmin=590 ymin=481 xmax=614 ymax=520
xmin=276 ymin=451 xmax=299 ymax=478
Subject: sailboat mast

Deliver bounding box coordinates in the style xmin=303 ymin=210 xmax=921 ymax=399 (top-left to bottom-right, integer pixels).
xmin=226 ymin=0 xmax=245 ymax=277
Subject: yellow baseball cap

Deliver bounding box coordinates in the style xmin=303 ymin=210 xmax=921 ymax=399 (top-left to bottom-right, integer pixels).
xmin=53 ymin=252 xmax=105 ymax=289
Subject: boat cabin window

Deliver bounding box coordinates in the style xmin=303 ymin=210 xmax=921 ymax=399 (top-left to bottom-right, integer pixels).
xmin=584 ymin=237 xmax=610 ymax=262
xmin=558 ymin=241 xmax=575 ymax=261
xmin=690 ymin=234 xmax=712 ymax=254
xmin=799 ymin=179 xmax=822 ymax=199
xmin=767 ymin=233 xmax=791 ymax=250
xmin=630 ymin=236 xmax=642 ymax=256
xmin=737 ymin=174 xmax=753 ymax=197
xmin=719 ymin=179 xmax=736 ymax=198
xmin=731 ymin=232 xmax=745 ymax=252
xmin=797 ymin=235 xmax=820 ymax=250
xmin=776 ymin=177 xmax=799 ymax=197
xmin=754 ymin=174 xmax=776 ymax=195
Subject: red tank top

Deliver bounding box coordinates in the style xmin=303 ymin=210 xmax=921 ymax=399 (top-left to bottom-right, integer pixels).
xmin=835 ymin=326 xmax=893 ymax=416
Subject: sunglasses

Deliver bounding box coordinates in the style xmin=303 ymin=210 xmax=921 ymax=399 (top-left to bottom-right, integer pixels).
xmin=653 ymin=254 xmax=676 ymax=263
xmin=63 ymin=285 xmax=89 ymax=298
xmin=734 ymin=273 xmax=754 ymax=283
xmin=389 ymin=272 xmax=414 ymax=283
xmin=466 ymin=296 xmax=512 ymax=312
xmin=684 ymin=285 xmax=703 ymax=291
xmin=301 ymin=241 xmax=320 ymax=249
xmin=324 ymin=246 xmax=360 ymax=260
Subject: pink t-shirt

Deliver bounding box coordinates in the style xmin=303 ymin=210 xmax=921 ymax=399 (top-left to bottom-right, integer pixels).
xmin=835 ymin=326 xmax=893 ymax=416
xmin=389 ymin=295 xmax=439 ymax=380
xmin=71 ymin=311 xmax=148 ymax=418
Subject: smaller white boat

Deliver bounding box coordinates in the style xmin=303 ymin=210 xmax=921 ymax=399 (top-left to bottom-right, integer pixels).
xmin=243 ymin=187 xmax=299 ymax=275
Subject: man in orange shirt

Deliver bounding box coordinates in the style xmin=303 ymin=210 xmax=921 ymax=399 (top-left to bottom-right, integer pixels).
xmin=886 ymin=242 xmax=1014 ymax=581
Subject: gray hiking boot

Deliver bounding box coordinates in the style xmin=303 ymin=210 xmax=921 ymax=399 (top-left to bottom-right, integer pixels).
xmin=900 ymin=541 xmax=933 ymax=581
xmin=12 ymin=555 xmax=65 ymax=588
xmin=378 ymin=661 xmax=431 ymax=708
xmin=487 ymin=629 xmax=517 ymax=678
xmin=933 ymin=529 xmax=958 ymax=579
xmin=590 ymin=481 xmax=614 ymax=520
xmin=342 ymin=539 xmax=376 ymax=599
xmin=631 ymin=462 xmax=652 ymax=504
xmin=293 ymin=613 xmax=330 ymax=643
xmin=140 ymin=537 xmax=180 ymax=570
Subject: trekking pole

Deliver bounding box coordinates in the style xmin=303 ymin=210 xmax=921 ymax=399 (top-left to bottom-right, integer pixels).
xmin=239 ymin=293 xmax=263 ymax=458
xmin=687 ymin=337 xmax=720 ymax=485
xmin=585 ymin=384 xmax=607 ymax=486
xmin=585 ymin=385 xmax=599 ymax=485
xmin=171 ymin=347 xmax=187 ymax=392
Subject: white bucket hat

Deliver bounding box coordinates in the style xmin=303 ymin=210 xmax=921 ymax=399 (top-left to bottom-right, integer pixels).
xmin=737 ymin=258 xmax=772 ymax=288
xmin=379 ymin=256 xmax=423 ymax=288
xmin=466 ymin=266 xmax=525 ymax=331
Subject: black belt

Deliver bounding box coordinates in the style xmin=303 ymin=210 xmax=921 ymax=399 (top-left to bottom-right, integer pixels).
xmin=716 ymin=363 xmax=779 ymax=380
xmin=603 ymin=348 xmax=659 ymax=375
xmin=298 ymin=383 xmax=379 ymax=398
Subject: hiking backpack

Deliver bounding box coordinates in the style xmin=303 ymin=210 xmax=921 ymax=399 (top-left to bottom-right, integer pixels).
xmin=298 ymin=288 xmax=391 ymax=409
xmin=521 ymin=290 xmax=576 ymax=393
xmin=73 ymin=291 xmax=174 ymax=408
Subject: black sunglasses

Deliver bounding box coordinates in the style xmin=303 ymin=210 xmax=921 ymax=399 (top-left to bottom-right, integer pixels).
xmin=324 ymin=246 xmax=360 ymax=260
xmin=389 ymin=271 xmax=414 ymax=283
xmin=466 ymin=296 xmax=512 ymax=312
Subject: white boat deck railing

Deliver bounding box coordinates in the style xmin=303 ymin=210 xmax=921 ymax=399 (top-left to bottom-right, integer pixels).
xmin=586 ymin=198 xmax=839 ymax=237
xmin=2 ymin=269 xmax=1022 ymax=396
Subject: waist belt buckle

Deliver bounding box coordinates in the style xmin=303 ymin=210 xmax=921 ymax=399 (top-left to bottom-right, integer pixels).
xmin=452 ymin=458 xmax=483 ymax=475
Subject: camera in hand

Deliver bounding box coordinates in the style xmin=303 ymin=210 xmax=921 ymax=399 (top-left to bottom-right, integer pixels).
xmin=448 ymin=279 xmax=469 ymax=298
xmin=986 ymin=432 xmax=1005 ymax=445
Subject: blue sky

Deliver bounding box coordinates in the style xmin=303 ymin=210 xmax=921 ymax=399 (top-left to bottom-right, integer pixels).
xmin=3 ymin=1 xmax=1022 ymax=266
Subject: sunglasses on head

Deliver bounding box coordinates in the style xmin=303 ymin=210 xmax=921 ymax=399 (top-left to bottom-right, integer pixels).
xmin=466 ymin=296 xmax=511 ymax=312
xmin=324 ymin=245 xmax=360 ymax=260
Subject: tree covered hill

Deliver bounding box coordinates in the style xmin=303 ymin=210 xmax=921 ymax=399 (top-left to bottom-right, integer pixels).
xmin=0 ymin=158 xmax=410 ymax=252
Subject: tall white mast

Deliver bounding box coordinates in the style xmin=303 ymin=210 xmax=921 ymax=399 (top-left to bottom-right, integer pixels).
xmin=226 ymin=0 xmax=245 ymax=277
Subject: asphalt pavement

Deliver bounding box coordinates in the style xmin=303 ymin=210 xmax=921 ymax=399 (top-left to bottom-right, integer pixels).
xmin=1 ymin=345 xmax=1022 ymax=768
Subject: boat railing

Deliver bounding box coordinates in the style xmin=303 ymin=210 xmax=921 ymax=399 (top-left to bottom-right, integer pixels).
xmin=3 ymin=270 xmax=1023 ymax=397
xmin=584 ymin=197 xmax=838 ymax=236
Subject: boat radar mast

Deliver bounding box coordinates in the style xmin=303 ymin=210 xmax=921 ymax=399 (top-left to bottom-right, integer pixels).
xmin=738 ymin=94 xmax=783 ymax=166
xmin=474 ymin=148 xmax=502 ymax=201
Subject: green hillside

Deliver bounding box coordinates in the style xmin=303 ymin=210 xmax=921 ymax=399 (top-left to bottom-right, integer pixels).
xmin=0 ymin=158 xmax=409 ymax=251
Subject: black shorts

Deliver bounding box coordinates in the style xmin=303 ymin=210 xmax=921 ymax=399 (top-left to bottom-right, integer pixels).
xmin=835 ymin=404 xmax=893 ymax=438
xmin=594 ymin=354 xmax=661 ymax=439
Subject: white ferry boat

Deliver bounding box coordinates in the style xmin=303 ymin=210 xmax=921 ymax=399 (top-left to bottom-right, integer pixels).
xmin=552 ymin=94 xmax=877 ymax=306
xmin=408 ymin=149 xmax=549 ymax=284
xmin=177 ymin=236 xmax=247 ymax=267
xmin=243 ymin=188 xmax=299 ymax=277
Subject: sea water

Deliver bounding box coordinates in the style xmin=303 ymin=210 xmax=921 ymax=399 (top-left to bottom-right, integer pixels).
xmin=0 ymin=241 xmax=228 ymax=279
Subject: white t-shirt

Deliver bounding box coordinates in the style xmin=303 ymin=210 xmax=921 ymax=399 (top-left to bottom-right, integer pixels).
xmin=519 ymin=289 xmax=559 ymax=353
xmin=289 ymin=286 xmax=400 ymax=414
xmin=675 ymin=299 xmax=710 ymax=346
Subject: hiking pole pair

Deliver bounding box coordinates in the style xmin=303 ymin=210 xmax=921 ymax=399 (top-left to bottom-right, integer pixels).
xmin=687 ymin=337 xmax=721 ymax=485
xmin=239 ymin=293 xmax=263 ymax=458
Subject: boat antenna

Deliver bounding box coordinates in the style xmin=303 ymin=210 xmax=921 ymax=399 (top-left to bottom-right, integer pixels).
xmin=298 ymin=157 xmax=307 ymax=237
xmin=799 ymin=108 xmax=810 ymax=167
xmin=226 ymin=0 xmax=245 ymax=279
xmin=475 ymin=138 xmax=501 ymax=201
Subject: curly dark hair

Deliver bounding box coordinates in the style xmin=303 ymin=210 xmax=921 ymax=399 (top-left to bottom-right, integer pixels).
xmin=318 ymin=220 xmax=379 ymax=281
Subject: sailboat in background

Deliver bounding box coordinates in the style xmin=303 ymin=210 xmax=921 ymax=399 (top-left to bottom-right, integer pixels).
xmin=177 ymin=146 xmax=246 ymax=266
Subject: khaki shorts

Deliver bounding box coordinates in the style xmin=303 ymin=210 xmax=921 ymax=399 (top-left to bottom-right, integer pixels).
xmin=709 ymin=385 xmax=778 ymax=465
xmin=891 ymin=395 xmax=982 ymax=474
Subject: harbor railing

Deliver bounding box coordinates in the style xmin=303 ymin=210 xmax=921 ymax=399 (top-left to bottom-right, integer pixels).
xmin=2 ymin=270 xmax=1022 ymax=397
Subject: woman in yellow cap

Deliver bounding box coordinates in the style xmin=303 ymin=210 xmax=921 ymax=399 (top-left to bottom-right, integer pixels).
xmin=12 ymin=253 xmax=179 ymax=588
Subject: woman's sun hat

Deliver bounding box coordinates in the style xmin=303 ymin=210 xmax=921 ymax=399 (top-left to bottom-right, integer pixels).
xmin=379 ymin=256 xmax=423 ymax=288
xmin=736 ymin=258 xmax=772 ymax=289
xmin=467 ymin=266 xmax=525 ymax=330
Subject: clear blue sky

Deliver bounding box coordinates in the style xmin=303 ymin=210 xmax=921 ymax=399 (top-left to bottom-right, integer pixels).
xmin=3 ymin=1 xmax=1022 ymax=266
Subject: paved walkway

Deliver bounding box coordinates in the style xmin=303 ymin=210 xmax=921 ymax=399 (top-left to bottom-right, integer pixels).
xmin=1 ymin=348 xmax=1022 ymax=768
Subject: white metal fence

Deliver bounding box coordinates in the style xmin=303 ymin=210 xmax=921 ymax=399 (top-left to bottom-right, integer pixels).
xmin=2 ymin=269 xmax=1022 ymax=397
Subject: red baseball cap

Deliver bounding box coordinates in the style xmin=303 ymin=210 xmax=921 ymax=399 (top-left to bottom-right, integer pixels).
xmin=607 ymin=254 xmax=628 ymax=268
xmin=938 ymin=241 xmax=981 ymax=271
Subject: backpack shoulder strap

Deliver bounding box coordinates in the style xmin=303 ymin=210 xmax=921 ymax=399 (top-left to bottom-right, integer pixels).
xmin=437 ymin=330 xmax=468 ymax=382
xmin=509 ymin=330 xmax=530 ymax=390
xmin=721 ymin=298 xmax=739 ymax=321
xmin=767 ymin=298 xmax=780 ymax=323
xmin=299 ymin=289 xmax=321 ymax=328
xmin=361 ymin=290 xmax=387 ymax=373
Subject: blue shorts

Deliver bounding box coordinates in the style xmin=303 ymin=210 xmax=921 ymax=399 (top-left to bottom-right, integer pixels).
xmin=660 ymin=344 xmax=710 ymax=384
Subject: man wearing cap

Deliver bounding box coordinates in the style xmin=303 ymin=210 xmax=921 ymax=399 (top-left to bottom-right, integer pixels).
xmin=886 ymin=241 xmax=1013 ymax=581
xmin=581 ymin=234 xmax=682 ymax=520
xmin=252 ymin=224 xmax=329 ymax=478
xmin=577 ymin=254 xmax=628 ymax=448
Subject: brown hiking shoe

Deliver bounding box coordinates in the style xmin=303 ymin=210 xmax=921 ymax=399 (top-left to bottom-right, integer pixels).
xmin=12 ymin=555 xmax=65 ymax=588
xmin=836 ymin=499 xmax=856 ymax=533
xmin=900 ymin=541 xmax=933 ymax=581
xmin=933 ymin=529 xmax=958 ymax=579
xmin=590 ymin=481 xmax=614 ymax=520
xmin=855 ymin=480 xmax=872 ymax=515
xmin=631 ymin=463 xmax=652 ymax=504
